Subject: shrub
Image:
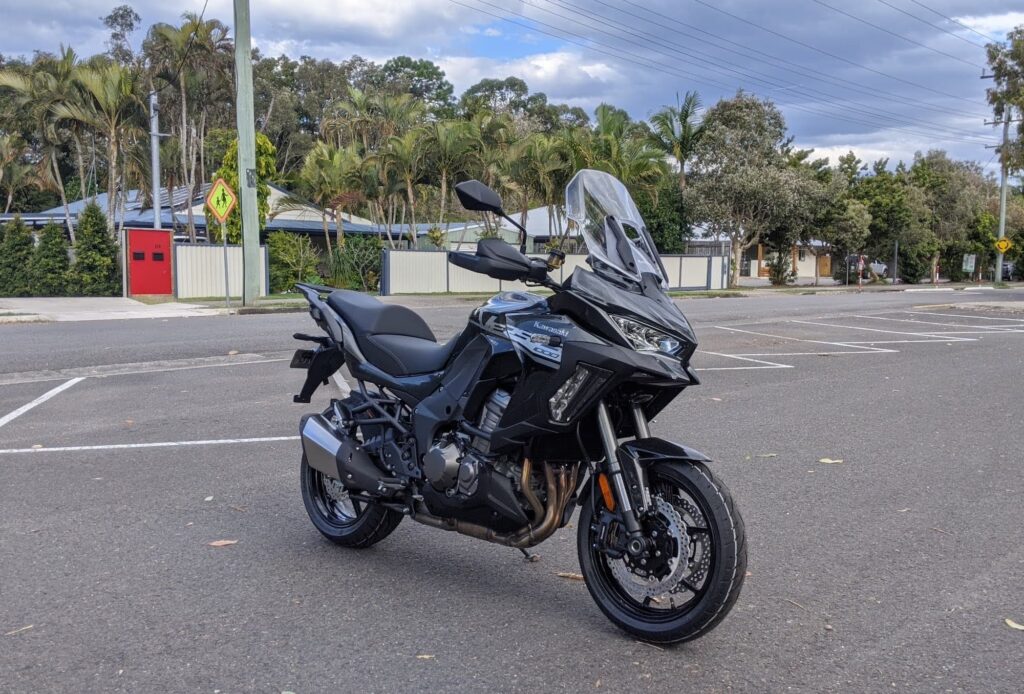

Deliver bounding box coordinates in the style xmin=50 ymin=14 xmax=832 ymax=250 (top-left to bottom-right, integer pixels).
xmin=267 ymin=231 xmax=321 ymax=293
xmin=897 ymin=245 xmax=931 ymax=284
xmin=69 ymin=203 xmax=121 ymax=296
xmin=765 ymin=247 xmax=795 ymax=286
xmin=333 ymin=236 xmax=382 ymax=292
xmin=0 ymin=217 xmax=34 ymax=296
xmin=30 ymin=223 xmax=70 ymax=296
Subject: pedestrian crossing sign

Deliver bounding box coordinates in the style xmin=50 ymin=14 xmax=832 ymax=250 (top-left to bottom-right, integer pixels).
xmin=206 ymin=178 xmax=237 ymax=225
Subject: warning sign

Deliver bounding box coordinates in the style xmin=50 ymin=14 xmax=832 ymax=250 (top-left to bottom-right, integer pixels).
xmin=994 ymin=237 xmax=1012 ymax=254
xmin=206 ymin=178 xmax=237 ymax=225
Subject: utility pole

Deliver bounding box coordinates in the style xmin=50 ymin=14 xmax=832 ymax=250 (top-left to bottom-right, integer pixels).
xmin=984 ymin=116 xmax=1016 ymax=283
xmin=995 ymin=117 xmax=1010 ymax=283
xmin=233 ymin=0 xmax=260 ymax=305
xmin=149 ymin=91 xmax=162 ymax=230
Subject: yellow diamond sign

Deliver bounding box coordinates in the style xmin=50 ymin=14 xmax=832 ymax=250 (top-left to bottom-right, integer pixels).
xmin=206 ymin=177 xmax=237 ymax=225
xmin=994 ymin=237 xmax=1012 ymax=254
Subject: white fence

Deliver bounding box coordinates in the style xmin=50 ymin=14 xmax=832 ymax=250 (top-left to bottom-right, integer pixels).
xmin=174 ymin=244 xmax=268 ymax=299
xmin=380 ymin=250 xmax=728 ymax=295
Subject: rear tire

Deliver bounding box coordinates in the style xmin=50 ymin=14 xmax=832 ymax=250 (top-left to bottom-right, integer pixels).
xmin=300 ymin=455 xmax=402 ymax=548
xmin=577 ymin=461 xmax=746 ymax=644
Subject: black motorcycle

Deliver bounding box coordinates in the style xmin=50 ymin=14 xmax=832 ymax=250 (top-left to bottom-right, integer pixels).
xmin=291 ymin=170 xmax=746 ymax=643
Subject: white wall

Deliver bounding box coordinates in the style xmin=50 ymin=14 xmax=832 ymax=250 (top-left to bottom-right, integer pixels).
xmin=382 ymin=251 xmax=728 ymax=295
xmin=175 ymin=244 xmax=267 ymax=299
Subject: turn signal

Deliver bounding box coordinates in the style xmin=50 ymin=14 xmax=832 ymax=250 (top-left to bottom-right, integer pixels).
xmin=598 ymin=473 xmax=616 ymax=511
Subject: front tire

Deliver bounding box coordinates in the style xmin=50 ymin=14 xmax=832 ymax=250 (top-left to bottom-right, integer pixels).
xmin=577 ymin=461 xmax=746 ymax=644
xmin=300 ymin=455 xmax=402 ymax=548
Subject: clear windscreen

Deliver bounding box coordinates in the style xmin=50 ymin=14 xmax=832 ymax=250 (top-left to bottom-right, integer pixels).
xmin=564 ymin=169 xmax=667 ymax=288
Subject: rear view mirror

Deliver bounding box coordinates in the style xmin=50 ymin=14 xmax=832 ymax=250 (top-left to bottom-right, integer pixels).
xmin=455 ymin=180 xmax=504 ymax=214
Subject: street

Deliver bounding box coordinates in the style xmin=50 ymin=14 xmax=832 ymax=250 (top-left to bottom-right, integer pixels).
xmin=2 ymin=289 xmax=1023 ymax=693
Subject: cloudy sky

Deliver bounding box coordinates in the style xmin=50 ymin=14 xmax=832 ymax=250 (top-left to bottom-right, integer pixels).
xmin=5 ymin=0 xmax=1021 ymax=173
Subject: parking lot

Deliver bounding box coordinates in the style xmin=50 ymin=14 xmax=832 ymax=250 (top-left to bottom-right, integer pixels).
xmin=2 ymin=290 xmax=1023 ymax=692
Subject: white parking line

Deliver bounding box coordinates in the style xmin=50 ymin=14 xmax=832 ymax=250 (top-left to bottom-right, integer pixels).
xmin=0 ymin=435 xmax=299 ymax=455
xmin=714 ymin=325 xmax=896 ymax=352
xmin=902 ymin=310 xmax=1024 ymax=323
xmin=695 ymin=351 xmax=793 ymax=371
xmin=850 ymin=314 xmax=1023 ymax=331
xmin=0 ymin=378 xmax=84 ymax=429
xmin=789 ymin=319 xmax=976 ymax=341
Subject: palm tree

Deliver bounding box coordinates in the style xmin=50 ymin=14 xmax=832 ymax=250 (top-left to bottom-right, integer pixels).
xmin=147 ymin=13 xmax=232 ymax=240
xmin=0 ymin=47 xmax=84 ymax=237
xmin=54 ymin=62 xmax=144 ymax=231
xmin=378 ymin=131 xmax=425 ymax=245
xmin=649 ymin=91 xmax=704 ymax=191
xmin=419 ymin=120 xmax=480 ymax=225
xmin=276 ymin=142 xmax=363 ymax=253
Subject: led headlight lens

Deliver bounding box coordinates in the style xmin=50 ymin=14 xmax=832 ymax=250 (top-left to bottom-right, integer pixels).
xmin=612 ymin=316 xmax=682 ymax=355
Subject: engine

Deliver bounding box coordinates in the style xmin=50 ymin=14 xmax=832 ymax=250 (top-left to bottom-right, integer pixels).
xmin=423 ymin=389 xmax=511 ymax=497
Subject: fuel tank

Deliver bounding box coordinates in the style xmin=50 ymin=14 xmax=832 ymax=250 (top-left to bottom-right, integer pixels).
xmin=471 ymin=291 xmax=549 ymax=336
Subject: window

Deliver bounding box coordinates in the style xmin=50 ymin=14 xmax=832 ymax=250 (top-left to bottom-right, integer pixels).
xmin=798 ymin=248 xmax=806 ymax=261
xmin=132 ymin=251 xmax=145 ymax=261
xmin=152 ymin=252 xmax=165 ymax=262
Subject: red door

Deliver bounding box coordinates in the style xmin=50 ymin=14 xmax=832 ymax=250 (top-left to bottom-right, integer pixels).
xmin=128 ymin=229 xmax=172 ymax=295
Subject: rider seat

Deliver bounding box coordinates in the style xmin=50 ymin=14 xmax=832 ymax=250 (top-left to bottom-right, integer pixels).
xmin=326 ymin=290 xmax=459 ymax=376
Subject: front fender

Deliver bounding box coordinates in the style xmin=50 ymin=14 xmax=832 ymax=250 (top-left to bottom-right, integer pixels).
xmin=617 ymin=437 xmax=712 ymax=467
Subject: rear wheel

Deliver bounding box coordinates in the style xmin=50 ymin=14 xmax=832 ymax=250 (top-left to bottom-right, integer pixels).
xmin=300 ymin=455 xmax=402 ymax=547
xmin=577 ymin=461 xmax=746 ymax=644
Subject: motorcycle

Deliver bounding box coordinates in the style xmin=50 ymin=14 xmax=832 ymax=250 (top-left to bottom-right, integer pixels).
xmin=290 ymin=169 xmax=746 ymax=643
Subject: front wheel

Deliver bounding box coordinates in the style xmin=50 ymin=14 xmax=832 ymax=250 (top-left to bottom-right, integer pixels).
xmin=300 ymin=455 xmax=402 ymax=548
xmin=577 ymin=461 xmax=746 ymax=644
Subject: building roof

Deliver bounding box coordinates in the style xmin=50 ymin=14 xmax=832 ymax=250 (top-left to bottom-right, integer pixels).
xmin=1 ymin=183 xmax=485 ymax=239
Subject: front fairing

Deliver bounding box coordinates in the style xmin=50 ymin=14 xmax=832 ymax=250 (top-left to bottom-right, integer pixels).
xmin=556 ymin=267 xmax=698 ymax=367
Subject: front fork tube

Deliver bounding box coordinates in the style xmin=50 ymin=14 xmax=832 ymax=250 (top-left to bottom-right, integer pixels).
xmin=595 ymin=400 xmax=651 ymax=536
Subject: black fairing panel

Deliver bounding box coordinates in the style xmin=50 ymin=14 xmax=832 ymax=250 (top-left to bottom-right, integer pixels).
xmin=551 ymin=267 xmax=698 ymax=367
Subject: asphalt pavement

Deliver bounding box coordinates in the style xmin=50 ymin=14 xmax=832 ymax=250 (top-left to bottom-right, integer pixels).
xmin=2 ymin=288 xmax=1023 ymax=693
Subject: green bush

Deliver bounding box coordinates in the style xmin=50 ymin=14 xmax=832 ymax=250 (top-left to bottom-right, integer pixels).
xmin=765 ymin=247 xmax=795 ymax=286
xmin=329 ymin=236 xmax=382 ymax=292
xmin=30 ymin=223 xmax=70 ymax=296
xmin=69 ymin=203 xmax=121 ymax=296
xmin=897 ymin=245 xmax=932 ymax=284
xmin=267 ymin=231 xmax=321 ymax=293
xmin=0 ymin=217 xmax=34 ymax=296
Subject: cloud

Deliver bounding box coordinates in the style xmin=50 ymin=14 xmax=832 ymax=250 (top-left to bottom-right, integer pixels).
xmin=3 ymin=0 xmax=1015 ymax=169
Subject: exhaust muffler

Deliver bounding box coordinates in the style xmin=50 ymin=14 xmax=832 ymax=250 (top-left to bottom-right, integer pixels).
xmin=300 ymin=414 xmax=402 ymax=495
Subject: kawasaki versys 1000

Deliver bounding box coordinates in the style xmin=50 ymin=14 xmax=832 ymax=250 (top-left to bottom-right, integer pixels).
xmin=290 ymin=169 xmax=745 ymax=643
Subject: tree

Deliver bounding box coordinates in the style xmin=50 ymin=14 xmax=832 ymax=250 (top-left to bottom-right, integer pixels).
xmin=909 ymin=150 xmax=991 ymax=281
xmin=211 ymin=133 xmax=277 ymax=244
xmin=419 ymin=120 xmax=479 ymax=225
xmin=54 ymin=62 xmax=144 ymax=232
xmin=636 ymin=178 xmax=690 ymax=254
xmin=70 ymin=203 xmax=120 ymax=295
xmin=378 ymin=130 xmax=425 ymax=244
xmin=986 ymin=27 xmax=1024 ymax=172
xmin=0 ymin=217 xmax=34 ymax=296
xmin=103 ymin=5 xmax=142 ymax=65
xmin=649 ymin=91 xmax=705 ymax=191
xmin=30 ymin=222 xmax=70 ymax=295
xmin=686 ymin=93 xmax=794 ymax=287
xmin=380 ymin=57 xmax=454 ymax=116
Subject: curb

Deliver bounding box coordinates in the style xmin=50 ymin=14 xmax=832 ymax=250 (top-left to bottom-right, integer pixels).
xmin=235 ymin=305 xmax=308 ymax=315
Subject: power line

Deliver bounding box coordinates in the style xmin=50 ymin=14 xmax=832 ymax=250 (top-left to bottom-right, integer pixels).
xmin=810 ymin=0 xmax=983 ymax=69
xmin=691 ymin=0 xmax=980 ymax=105
xmin=532 ymin=0 xmax=990 ymax=141
xmin=872 ymin=0 xmax=988 ymax=49
xmin=906 ymin=0 xmax=999 ymax=44
xmin=448 ymin=0 xmax=994 ymax=146
xmin=607 ymin=0 xmax=987 ymax=120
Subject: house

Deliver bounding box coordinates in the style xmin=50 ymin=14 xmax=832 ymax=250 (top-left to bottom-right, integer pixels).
xmin=741 ymin=241 xmax=832 ymax=281
xmin=0 ymin=184 xmax=485 ymax=250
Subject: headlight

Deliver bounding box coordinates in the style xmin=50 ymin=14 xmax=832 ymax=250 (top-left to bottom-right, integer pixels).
xmin=612 ymin=316 xmax=682 ymax=355
xmin=549 ymin=364 xmax=610 ymax=423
